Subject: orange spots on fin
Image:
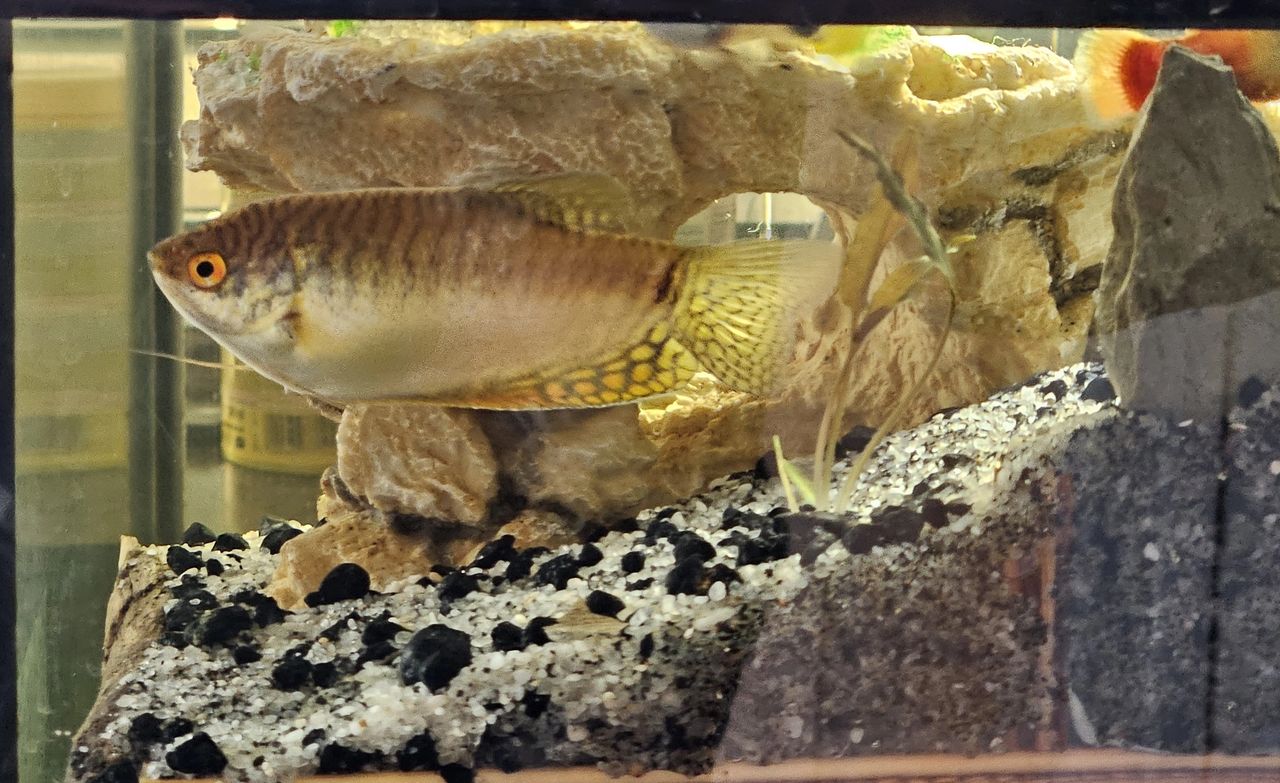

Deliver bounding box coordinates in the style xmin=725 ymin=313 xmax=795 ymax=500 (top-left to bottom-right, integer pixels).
xmin=1074 ymin=29 xmax=1169 ymax=123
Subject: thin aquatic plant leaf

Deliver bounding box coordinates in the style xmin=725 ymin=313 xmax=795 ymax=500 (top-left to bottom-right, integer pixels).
xmin=830 ymin=130 xmax=960 ymax=515
xmin=812 ymin=138 xmax=916 ymax=505
xmin=772 ymin=435 xmax=800 ymax=514
xmin=779 ymin=455 xmax=819 ymax=508
xmin=835 ymin=289 xmax=957 ymax=514
xmin=867 ymin=257 xmax=933 ymax=312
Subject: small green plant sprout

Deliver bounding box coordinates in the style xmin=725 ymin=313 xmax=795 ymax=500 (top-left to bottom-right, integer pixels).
xmin=325 ymin=20 xmax=361 ymax=38
xmin=774 ymin=130 xmax=969 ymax=517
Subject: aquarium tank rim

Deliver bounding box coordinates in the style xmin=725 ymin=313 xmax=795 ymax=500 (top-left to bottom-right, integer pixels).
xmin=6 ymin=0 xmax=1280 ymax=26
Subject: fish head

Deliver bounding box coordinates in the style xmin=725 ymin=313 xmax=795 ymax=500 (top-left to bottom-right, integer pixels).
xmin=148 ymin=204 xmax=300 ymax=361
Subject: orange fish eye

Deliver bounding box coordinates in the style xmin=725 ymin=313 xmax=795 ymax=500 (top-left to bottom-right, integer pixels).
xmin=187 ymin=252 xmax=227 ymax=289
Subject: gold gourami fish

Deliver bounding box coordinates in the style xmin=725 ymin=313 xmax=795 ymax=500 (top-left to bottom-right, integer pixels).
xmin=148 ymin=175 xmax=840 ymax=410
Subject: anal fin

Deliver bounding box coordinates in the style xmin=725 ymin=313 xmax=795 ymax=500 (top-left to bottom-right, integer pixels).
xmin=444 ymin=322 xmax=701 ymax=410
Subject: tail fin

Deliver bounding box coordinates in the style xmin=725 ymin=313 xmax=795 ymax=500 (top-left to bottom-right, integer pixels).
xmin=674 ymin=239 xmax=841 ymax=395
xmin=1074 ymin=29 xmax=1166 ymax=123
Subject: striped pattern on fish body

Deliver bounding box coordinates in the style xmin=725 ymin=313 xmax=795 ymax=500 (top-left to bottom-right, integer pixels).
xmin=148 ymin=181 xmax=841 ymax=410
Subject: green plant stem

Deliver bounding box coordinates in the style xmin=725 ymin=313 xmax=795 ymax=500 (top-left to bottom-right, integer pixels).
xmin=832 ymin=288 xmax=956 ymax=514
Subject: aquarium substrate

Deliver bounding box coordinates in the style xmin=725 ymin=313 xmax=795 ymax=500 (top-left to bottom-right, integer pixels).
xmin=73 ymin=359 xmax=1280 ymax=781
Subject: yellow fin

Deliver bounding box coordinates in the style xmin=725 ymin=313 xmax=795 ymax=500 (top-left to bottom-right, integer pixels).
xmin=673 ymin=239 xmax=841 ymax=394
xmin=441 ymin=324 xmax=700 ymax=410
xmin=492 ymin=173 xmax=637 ymax=233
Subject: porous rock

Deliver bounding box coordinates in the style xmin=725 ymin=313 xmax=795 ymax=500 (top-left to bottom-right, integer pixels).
xmin=184 ymin=25 xmax=1124 ymax=532
xmin=336 ymin=403 xmax=498 ymax=526
xmin=267 ymin=508 xmax=438 ymax=609
xmin=1096 ymin=46 xmax=1280 ymax=422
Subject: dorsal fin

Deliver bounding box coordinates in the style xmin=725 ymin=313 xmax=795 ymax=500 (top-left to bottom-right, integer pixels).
xmin=490 ymin=173 xmax=637 ymax=233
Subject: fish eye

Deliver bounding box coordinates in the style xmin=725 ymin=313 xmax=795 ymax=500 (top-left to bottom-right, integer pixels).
xmin=187 ymin=252 xmax=227 ymax=289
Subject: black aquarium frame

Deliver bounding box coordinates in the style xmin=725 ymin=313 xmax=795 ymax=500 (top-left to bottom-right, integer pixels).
xmin=3 ymin=1 xmax=1280 ymax=781
xmin=10 ymin=0 xmax=1280 ymax=27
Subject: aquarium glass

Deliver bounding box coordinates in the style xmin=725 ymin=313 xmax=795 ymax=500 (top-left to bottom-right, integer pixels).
xmin=11 ymin=15 xmax=1280 ymax=783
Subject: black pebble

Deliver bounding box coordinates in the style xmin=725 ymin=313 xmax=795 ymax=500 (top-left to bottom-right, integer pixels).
xmin=163 ymin=603 xmax=200 ymax=636
xmin=438 ymin=571 xmax=481 ymax=602
xmin=469 ymin=535 xmax=517 ymax=569
xmin=1081 ymin=376 xmax=1116 ymax=403
xmin=397 ymin=731 xmax=439 ymax=771
xmin=362 ymin=618 xmax=405 ymax=646
xmin=503 ymin=547 xmax=543 ymax=581
xmin=576 ymin=543 xmax=604 ymax=567
xmin=170 ymin=581 xmax=217 ymax=608
xmin=261 ymin=524 xmax=302 ymax=554
xmin=212 ymin=532 xmax=249 ymax=552
xmin=585 ymin=590 xmax=625 ymax=618
xmin=181 ymin=522 xmax=217 ymax=546
xmin=233 ymin=645 xmax=262 ymax=665
xmin=1238 ymin=375 xmax=1268 ymax=407
xmin=89 ymin=761 xmax=138 ymax=783
xmin=705 ymin=563 xmax=740 ymax=586
xmin=753 ymin=450 xmax=780 ymax=480
xmin=780 ymin=512 xmax=844 ymax=565
xmin=400 ymin=624 xmax=473 ymax=691
xmin=626 ymin=578 xmax=655 ymax=591
xmin=620 ymin=551 xmax=646 ymax=573
xmin=271 ymin=656 xmax=314 ymax=690
xmin=231 ymin=590 xmax=286 ymax=628
xmin=165 ymin=732 xmax=227 ymax=775
xmin=946 ymin=501 xmax=973 ymax=516
xmin=128 ymin=713 xmax=164 ymax=747
xmin=521 ymin=690 xmax=551 ymax=718
xmin=523 ymin=617 xmax=556 ymax=647
xmin=306 ymin=563 xmax=371 ymax=607
xmin=1041 ymin=379 xmax=1068 ymax=401
xmin=204 ymin=558 xmax=225 ymax=576
xmin=665 ymin=556 xmax=706 ymax=595
xmin=320 ymin=611 xmax=360 ymax=641
xmin=302 ymin=728 xmax=327 ymax=747
xmin=672 ymin=532 xmax=715 ymax=562
xmin=579 ymin=520 xmax=609 ymax=543
xmin=920 ymin=498 xmax=949 ymax=528
xmin=312 ymin=661 xmax=339 ymax=688
xmin=842 ymin=523 xmax=890 ymax=555
xmin=356 ymin=640 xmax=398 ymax=666
xmin=166 ymin=546 xmax=202 ymax=576
xmin=533 ymin=554 xmax=581 ymax=589
xmin=160 ymin=717 xmax=194 ymax=743
xmin=254 ymin=598 xmax=286 ymax=627
xmin=735 ymin=530 xmax=789 ymax=566
xmin=197 ymin=606 xmax=252 ymax=646
xmin=318 ymin=744 xmax=379 ymax=773
xmin=643 ymin=519 xmax=681 ymax=545
xmin=834 ymin=425 xmax=876 ymax=459
xmin=870 ymin=505 xmax=926 ymax=544
xmin=491 ymin=622 xmax=526 ymax=652
xmin=639 ymin=634 xmax=655 ymax=659
xmin=440 ymin=763 xmax=475 ymax=783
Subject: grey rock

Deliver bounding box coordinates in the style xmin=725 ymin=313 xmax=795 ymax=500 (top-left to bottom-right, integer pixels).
xmin=1096 ymin=45 xmax=1280 ymax=422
